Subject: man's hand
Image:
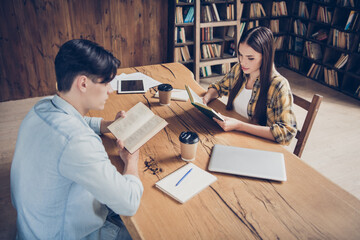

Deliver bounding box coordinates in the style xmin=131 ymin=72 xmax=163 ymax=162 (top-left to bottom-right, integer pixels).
xmin=100 ymin=110 xmax=126 ymax=134
xmin=116 ymin=140 xmax=140 ymax=178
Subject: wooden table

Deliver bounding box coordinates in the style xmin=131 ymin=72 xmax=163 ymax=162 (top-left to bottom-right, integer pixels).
xmin=89 ymin=63 xmax=360 ymax=239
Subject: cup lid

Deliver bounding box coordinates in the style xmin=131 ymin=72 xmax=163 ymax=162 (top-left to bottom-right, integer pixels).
xmin=179 ymin=131 xmax=199 ymax=144
xmin=158 ymin=83 xmax=173 ymax=91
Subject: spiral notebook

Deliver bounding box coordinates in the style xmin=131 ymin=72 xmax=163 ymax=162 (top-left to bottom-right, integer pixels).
xmin=155 ymin=163 xmax=217 ymax=204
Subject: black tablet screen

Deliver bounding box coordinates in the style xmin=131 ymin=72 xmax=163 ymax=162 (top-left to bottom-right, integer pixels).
xmin=121 ymin=80 xmax=144 ymax=91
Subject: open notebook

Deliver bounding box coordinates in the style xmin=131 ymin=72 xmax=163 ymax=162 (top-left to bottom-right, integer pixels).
xmin=155 ymin=163 xmax=217 ymax=204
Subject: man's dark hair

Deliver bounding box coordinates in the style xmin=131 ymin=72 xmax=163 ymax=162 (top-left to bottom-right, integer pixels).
xmin=55 ymin=39 xmax=121 ymax=92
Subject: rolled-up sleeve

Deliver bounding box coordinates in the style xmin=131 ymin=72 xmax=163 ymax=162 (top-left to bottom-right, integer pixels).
xmin=58 ymin=133 xmax=143 ymax=216
xmin=268 ymin=83 xmax=297 ymax=145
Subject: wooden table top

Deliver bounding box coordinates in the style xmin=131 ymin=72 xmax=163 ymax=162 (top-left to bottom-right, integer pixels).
xmin=88 ymin=62 xmax=360 ymax=240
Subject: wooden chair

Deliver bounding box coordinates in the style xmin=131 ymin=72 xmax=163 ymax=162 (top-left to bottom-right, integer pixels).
xmin=293 ymin=94 xmax=323 ymax=158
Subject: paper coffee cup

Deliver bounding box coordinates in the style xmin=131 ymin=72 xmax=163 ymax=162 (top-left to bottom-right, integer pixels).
xmin=179 ymin=131 xmax=199 ymax=161
xmin=158 ymin=84 xmax=173 ymax=106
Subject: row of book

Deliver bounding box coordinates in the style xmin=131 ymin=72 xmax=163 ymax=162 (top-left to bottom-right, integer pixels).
xmin=201 ymin=27 xmax=214 ymax=41
xmin=201 ymin=4 xmax=220 ymax=22
xmin=200 ymin=63 xmax=231 ymax=78
xmin=274 ymin=36 xmax=284 ymax=50
xmin=305 ymin=41 xmax=323 ymax=60
xmin=174 ymin=46 xmax=191 ymax=62
xmin=201 ymin=44 xmax=221 ymax=59
xmin=307 ymin=63 xmax=322 ymax=79
xmin=324 ymin=67 xmax=339 ymax=87
xmin=226 ymin=3 xmax=235 ymax=20
xmin=250 ymin=3 xmax=266 ymax=18
xmin=345 ymin=11 xmax=359 ymax=31
xmin=293 ymin=20 xmax=307 ymax=36
xmin=175 ymin=7 xmax=194 ymax=24
xmin=288 ymin=54 xmax=301 ymax=70
xmin=334 ymin=54 xmax=349 ymax=69
xmin=271 ymin=1 xmax=288 ymax=16
xmin=175 ymin=27 xmax=187 ymax=44
xmin=288 ymin=36 xmax=304 ymax=52
xmin=270 ymin=20 xmax=280 ymax=33
xmin=298 ymin=2 xmax=309 ymax=18
xmin=311 ymin=29 xmax=328 ymax=41
xmin=332 ymin=29 xmax=351 ymax=50
xmin=316 ymin=6 xmax=332 ymax=24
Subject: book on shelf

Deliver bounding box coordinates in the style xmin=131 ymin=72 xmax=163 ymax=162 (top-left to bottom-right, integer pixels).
xmin=355 ymin=85 xmax=360 ymax=98
xmin=311 ymin=29 xmax=328 ymax=41
xmin=201 ymin=44 xmax=221 ymax=59
xmin=201 ymin=27 xmax=213 ymax=41
xmin=340 ymin=0 xmax=355 ymax=7
xmin=247 ymin=20 xmax=259 ymax=30
xmin=274 ymin=36 xmax=284 ymax=50
xmin=334 ymin=54 xmax=349 ymax=69
xmin=250 ymin=3 xmax=266 ymax=18
xmin=155 ymin=162 xmax=217 ymax=204
xmin=211 ymin=3 xmax=220 ymax=21
xmin=201 ymin=4 xmax=220 ymax=22
xmin=332 ymin=29 xmax=351 ymax=50
xmin=228 ymin=42 xmax=236 ymax=56
xmin=200 ymin=65 xmax=212 ymax=77
xmin=317 ymin=6 xmax=332 ymax=24
xmin=270 ymin=20 xmax=279 ymax=33
xmin=298 ymin=1 xmax=309 ymax=18
xmin=239 ymin=22 xmax=246 ymax=38
xmin=226 ymin=26 xmax=235 ymax=38
xmin=324 ymin=68 xmax=339 ymax=87
xmin=107 ymin=102 xmax=168 ymax=154
xmin=183 ymin=6 xmax=194 ymax=23
xmin=222 ymin=63 xmax=231 ymax=74
xmin=180 ymin=46 xmax=191 ymax=61
xmin=293 ymin=19 xmax=307 ymax=36
xmin=175 ymin=7 xmax=184 ymax=24
xmin=288 ymin=54 xmax=300 ymax=70
xmin=307 ymin=63 xmax=321 ymax=79
xmin=176 ymin=27 xmax=186 ymax=43
xmin=272 ymin=1 xmax=288 ymax=16
xmin=305 ymin=41 xmax=323 ymax=60
xmin=185 ymin=85 xmax=224 ymax=121
xmin=345 ymin=11 xmax=359 ymax=31
xmin=226 ymin=3 xmax=235 ymax=20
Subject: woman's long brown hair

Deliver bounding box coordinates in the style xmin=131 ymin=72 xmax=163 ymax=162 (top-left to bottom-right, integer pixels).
xmin=226 ymin=27 xmax=275 ymax=126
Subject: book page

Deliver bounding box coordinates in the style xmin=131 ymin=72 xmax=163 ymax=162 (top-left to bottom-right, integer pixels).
xmin=107 ymin=102 xmax=154 ymax=141
xmin=124 ymin=115 xmax=167 ymax=153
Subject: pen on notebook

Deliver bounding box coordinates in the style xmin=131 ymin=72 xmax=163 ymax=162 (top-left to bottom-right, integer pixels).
xmin=175 ymin=168 xmax=193 ymax=187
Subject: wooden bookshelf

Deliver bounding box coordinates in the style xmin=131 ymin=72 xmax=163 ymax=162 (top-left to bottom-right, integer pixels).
xmin=283 ymin=0 xmax=360 ymax=100
xmin=168 ymin=0 xmax=360 ymax=100
xmin=168 ymin=0 xmax=241 ymax=83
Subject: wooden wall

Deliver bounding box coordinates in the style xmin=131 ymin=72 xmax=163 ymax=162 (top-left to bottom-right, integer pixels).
xmin=0 ymin=0 xmax=169 ymax=102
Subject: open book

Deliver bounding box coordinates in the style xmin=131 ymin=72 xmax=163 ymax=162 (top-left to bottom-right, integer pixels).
xmin=156 ymin=163 xmax=217 ymax=204
xmin=185 ymin=85 xmax=224 ymax=121
xmin=107 ymin=102 xmax=168 ymax=154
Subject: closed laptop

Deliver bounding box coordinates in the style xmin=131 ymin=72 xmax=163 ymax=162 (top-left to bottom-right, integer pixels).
xmin=208 ymin=144 xmax=287 ymax=181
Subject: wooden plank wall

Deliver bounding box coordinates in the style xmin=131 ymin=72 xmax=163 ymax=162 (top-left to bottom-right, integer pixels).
xmin=0 ymin=0 xmax=168 ymax=102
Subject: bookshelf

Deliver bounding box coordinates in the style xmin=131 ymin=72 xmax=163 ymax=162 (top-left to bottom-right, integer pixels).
xmin=283 ymin=0 xmax=360 ymax=100
xmin=168 ymin=0 xmax=360 ymax=100
xmin=168 ymin=0 xmax=241 ymax=83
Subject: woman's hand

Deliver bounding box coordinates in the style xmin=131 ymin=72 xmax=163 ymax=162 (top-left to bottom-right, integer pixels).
xmin=202 ymin=88 xmax=219 ymax=105
xmin=213 ymin=114 xmax=243 ymax=132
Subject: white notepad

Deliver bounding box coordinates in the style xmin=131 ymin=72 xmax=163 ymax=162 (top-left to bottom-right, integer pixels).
xmin=155 ymin=163 xmax=217 ymax=204
xmin=154 ymin=89 xmax=189 ymax=101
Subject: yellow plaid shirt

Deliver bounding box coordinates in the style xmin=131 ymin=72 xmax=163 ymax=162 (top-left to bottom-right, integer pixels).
xmin=209 ymin=63 xmax=297 ymax=145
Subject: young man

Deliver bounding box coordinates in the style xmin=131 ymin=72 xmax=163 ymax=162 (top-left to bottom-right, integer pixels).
xmin=10 ymin=39 xmax=143 ymax=239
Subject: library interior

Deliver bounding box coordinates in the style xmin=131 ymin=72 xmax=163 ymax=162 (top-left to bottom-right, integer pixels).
xmin=1 ymin=0 xmax=360 ymax=239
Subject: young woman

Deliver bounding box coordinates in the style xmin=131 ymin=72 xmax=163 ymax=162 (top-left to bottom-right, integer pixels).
xmin=203 ymin=26 xmax=297 ymax=145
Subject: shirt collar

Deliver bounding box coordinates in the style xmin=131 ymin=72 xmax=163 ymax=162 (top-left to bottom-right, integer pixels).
xmin=51 ymin=94 xmax=85 ymax=122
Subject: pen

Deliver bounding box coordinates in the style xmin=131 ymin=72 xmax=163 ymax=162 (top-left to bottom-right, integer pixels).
xmin=175 ymin=168 xmax=193 ymax=187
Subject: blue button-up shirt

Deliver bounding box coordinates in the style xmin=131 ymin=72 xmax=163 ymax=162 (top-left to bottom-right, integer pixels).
xmin=11 ymin=95 xmax=143 ymax=239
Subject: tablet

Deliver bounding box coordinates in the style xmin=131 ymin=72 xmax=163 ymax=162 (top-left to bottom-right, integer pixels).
xmin=117 ymin=79 xmax=146 ymax=94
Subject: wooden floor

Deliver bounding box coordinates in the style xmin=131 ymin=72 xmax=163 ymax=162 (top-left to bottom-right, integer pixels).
xmin=0 ymin=67 xmax=359 ymax=239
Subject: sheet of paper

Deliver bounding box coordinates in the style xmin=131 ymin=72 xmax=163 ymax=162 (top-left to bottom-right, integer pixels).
xmin=112 ymin=72 xmax=161 ymax=92
xmin=154 ymin=89 xmax=189 ymax=101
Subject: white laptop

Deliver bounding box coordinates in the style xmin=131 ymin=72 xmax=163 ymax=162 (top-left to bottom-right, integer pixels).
xmin=208 ymin=144 xmax=287 ymax=182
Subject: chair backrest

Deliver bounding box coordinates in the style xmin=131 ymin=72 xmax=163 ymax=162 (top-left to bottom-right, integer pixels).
xmin=293 ymin=94 xmax=323 ymax=158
